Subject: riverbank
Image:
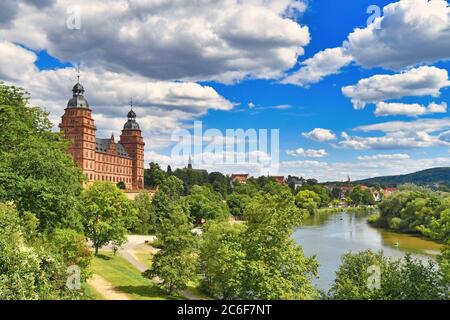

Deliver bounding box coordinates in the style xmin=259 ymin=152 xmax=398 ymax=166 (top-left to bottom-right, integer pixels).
xmin=317 ymin=206 xmax=377 ymax=216
xmin=294 ymin=211 xmax=442 ymax=290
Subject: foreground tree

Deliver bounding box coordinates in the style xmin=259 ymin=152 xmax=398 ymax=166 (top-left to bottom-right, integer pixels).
xmin=330 ymin=250 xmax=448 ymax=300
xmin=438 ymin=246 xmax=450 ymax=284
xmin=144 ymin=202 xmax=197 ymax=295
xmin=200 ymin=189 xmax=318 ymax=300
xmin=0 ymin=82 xmax=85 ymax=232
xmin=0 ymin=203 xmax=88 ymax=299
xmin=241 ymin=193 xmax=318 ymax=299
xmin=82 ymin=182 xmax=137 ymax=255
xmin=200 ymin=221 xmax=246 ymax=299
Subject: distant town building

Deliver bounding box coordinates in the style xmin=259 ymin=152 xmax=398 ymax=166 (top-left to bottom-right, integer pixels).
xmin=59 ymin=79 xmax=145 ymax=190
xmin=382 ymin=187 xmax=398 ymax=198
xmin=286 ymin=176 xmax=306 ymax=191
xmin=230 ymin=174 xmax=249 ymax=184
xmin=270 ymin=176 xmax=285 ymax=184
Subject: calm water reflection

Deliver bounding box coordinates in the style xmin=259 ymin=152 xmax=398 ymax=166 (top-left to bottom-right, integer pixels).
xmin=293 ymin=212 xmax=443 ymax=290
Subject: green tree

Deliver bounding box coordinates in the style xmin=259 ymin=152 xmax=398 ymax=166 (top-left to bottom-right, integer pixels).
xmin=186 ymin=185 xmax=229 ymax=223
xmin=299 ymin=183 xmax=330 ymax=207
xmin=116 ymin=181 xmax=126 ymax=190
xmin=240 ymin=193 xmax=318 ymax=299
xmin=208 ymin=171 xmax=231 ymax=197
xmin=159 ymin=175 xmax=185 ymax=199
xmin=200 ymin=190 xmax=318 ymax=300
xmin=150 ymin=176 xmax=185 ymax=231
xmin=82 ymin=182 xmax=137 ymax=255
xmin=173 ymin=167 xmax=208 ymax=194
xmin=144 ymin=162 xmax=167 ymax=188
xmin=144 ymin=202 xmax=197 ymax=294
xmin=0 ymin=83 xmax=85 ymax=232
xmin=200 ymin=221 xmax=246 ymax=299
xmin=132 ymin=191 xmax=155 ymax=234
xmin=295 ymin=190 xmax=321 ymax=215
xmin=377 ymin=188 xmax=449 ymax=242
xmin=0 ymin=203 xmax=85 ymax=300
xmin=362 ymin=189 xmax=376 ymax=205
xmin=348 ymin=186 xmax=364 ymax=205
xmin=438 ymin=246 xmax=450 ymax=284
xmin=46 ymin=228 xmax=92 ymax=283
xmin=227 ymin=182 xmax=259 ymax=217
xmin=330 ymin=250 xmax=448 ymax=300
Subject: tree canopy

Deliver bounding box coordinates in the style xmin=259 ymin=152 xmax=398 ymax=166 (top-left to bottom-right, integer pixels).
xmin=0 ymin=83 xmax=86 ymax=232
xmin=81 ymin=182 xmax=137 ymax=255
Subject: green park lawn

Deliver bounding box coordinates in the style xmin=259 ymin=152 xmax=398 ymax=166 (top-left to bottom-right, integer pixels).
xmin=88 ymin=251 xmax=183 ymax=300
xmin=132 ymin=244 xmax=211 ymax=300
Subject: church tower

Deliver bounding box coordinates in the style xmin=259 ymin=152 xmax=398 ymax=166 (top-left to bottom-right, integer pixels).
xmin=120 ymin=105 xmax=145 ymax=189
xmin=59 ymin=78 xmax=97 ymax=181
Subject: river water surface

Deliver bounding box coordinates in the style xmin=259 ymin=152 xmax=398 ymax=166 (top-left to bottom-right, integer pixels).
xmin=292 ymin=212 xmax=443 ymax=291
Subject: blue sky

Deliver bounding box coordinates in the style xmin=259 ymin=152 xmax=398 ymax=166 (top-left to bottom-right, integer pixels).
xmin=1 ymin=0 xmax=449 ymax=181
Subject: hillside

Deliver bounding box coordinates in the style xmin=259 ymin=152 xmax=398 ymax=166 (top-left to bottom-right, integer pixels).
xmin=355 ymin=167 xmax=450 ymax=187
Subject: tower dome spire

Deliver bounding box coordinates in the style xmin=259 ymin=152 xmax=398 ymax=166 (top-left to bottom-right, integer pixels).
xmin=67 ymin=68 xmax=90 ymax=109
xmin=123 ymin=99 xmax=140 ymax=130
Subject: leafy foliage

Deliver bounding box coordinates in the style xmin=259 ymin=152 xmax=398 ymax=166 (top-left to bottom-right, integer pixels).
xmin=0 ymin=203 xmax=89 ymax=299
xmin=144 ymin=200 xmax=197 ymax=294
xmin=330 ymin=250 xmax=448 ymax=300
xmin=186 ymin=185 xmax=229 ymax=223
xmin=81 ymin=182 xmax=137 ymax=255
xmin=376 ymin=187 xmax=450 ymax=242
xmin=144 ymin=162 xmax=167 ymax=188
xmin=132 ymin=191 xmax=155 ymax=234
xmin=295 ymin=190 xmax=321 ymax=215
xmin=200 ymin=221 xmax=247 ymax=299
xmin=200 ymin=188 xmax=318 ymax=300
xmin=0 ymin=83 xmax=85 ymax=232
xmin=298 ymin=182 xmax=330 ymax=207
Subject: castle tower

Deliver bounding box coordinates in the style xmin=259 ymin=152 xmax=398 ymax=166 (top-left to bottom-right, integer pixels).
xmin=120 ymin=106 xmax=145 ymax=189
xmin=59 ymin=79 xmax=97 ymax=181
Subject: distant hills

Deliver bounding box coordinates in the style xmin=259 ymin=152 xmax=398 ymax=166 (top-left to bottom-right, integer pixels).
xmin=355 ymin=167 xmax=450 ymax=187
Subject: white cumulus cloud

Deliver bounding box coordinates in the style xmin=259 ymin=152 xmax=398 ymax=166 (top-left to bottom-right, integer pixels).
xmin=0 ymin=0 xmax=310 ymax=84
xmin=342 ymin=66 xmax=450 ymax=109
xmin=344 ymin=0 xmax=450 ymax=71
xmin=302 ymin=128 xmax=336 ymax=142
xmin=281 ymin=47 xmax=353 ymax=87
xmin=286 ymin=148 xmax=328 ymax=158
xmin=357 ymin=153 xmax=410 ymax=161
xmin=0 ymin=40 xmax=235 ymax=150
xmin=375 ymin=101 xmax=447 ymax=117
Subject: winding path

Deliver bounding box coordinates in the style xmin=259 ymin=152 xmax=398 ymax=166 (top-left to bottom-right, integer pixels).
xmin=93 ymin=235 xmax=204 ymax=300
xmin=87 ymin=275 xmax=130 ymax=300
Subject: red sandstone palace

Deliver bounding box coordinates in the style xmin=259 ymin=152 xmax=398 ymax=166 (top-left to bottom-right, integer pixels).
xmin=59 ymin=80 xmax=145 ymax=190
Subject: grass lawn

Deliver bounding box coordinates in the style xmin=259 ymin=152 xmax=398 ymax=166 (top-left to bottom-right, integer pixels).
xmin=131 ymin=245 xmax=212 ymax=300
xmin=90 ymin=251 xmax=182 ymax=300
xmin=132 ymin=245 xmax=154 ymax=270
xmin=83 ymin=283 xmax=104 ymax=300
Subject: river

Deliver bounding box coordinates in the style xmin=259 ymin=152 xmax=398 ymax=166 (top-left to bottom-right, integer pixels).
xmin=292 ymin=211 xmax=443 ymax=291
